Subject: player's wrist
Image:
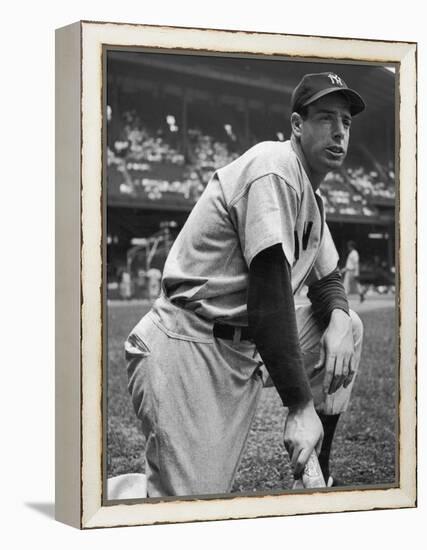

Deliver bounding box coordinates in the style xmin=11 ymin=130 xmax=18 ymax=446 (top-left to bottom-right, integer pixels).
xmin=288 ymin=398 xmax=315 ymax=414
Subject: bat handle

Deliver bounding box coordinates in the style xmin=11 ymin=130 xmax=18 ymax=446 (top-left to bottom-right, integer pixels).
xmin=301 ymin=451 xmax=326 ymax=488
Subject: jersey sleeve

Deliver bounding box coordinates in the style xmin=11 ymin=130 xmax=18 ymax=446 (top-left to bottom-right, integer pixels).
xmin=248 ymin=244 xmax=312 ymax=408
xmin=230 ymin=173 xmax=300 ymax=267
xmin=307 ymin=267 xmax=349 ymax=328
xmin=305 ymin=223 xmax=340 ymax=285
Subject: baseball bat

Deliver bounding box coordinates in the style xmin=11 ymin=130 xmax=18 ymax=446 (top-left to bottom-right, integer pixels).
xmin=292 ymin=451 xmax=326 ymax=489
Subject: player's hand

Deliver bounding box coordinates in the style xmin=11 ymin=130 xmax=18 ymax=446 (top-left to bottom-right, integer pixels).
xmin=284 ymin=399 xmax=323 ymax=478
xmin=315 ymin=309 xmax=355 ymax=395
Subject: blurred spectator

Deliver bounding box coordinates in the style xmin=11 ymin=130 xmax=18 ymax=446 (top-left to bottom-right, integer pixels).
xmin=346 ymin=165 xmax=395 ymax=200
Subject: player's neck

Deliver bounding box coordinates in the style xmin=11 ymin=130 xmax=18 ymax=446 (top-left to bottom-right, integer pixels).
xmin=290 ymin=135 xmax=325 ymax=191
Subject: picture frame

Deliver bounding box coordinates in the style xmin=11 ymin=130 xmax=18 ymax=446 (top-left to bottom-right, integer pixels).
xmin=55 ymin=20 xmax=417 ymax=529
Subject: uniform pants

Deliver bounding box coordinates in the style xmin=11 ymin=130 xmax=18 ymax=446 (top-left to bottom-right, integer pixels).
xmin=125 ymin=294 xmax=363 ymax=497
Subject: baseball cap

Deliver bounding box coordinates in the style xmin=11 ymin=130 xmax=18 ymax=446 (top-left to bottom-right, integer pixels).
xmin=291 ymin=72 xmax=365 ymax=116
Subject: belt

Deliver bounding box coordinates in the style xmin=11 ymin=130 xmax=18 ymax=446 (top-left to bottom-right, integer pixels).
xmin=213 ymin=323 xmax=254 ymax=343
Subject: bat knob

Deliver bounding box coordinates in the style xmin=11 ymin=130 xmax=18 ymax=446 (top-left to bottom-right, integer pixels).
xmin=292 ymin=452 xmax=326 ymax=489
xmin=302 ymin=452 xmax=326 ymax=488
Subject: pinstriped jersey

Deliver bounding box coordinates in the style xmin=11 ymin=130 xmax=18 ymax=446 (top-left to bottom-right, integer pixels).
xmin=162 ymin=140 xmax=339 ymax=325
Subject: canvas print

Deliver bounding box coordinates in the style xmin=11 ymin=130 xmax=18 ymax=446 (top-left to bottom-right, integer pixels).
xmin=104 ymin=50 xmax=397 ymax=501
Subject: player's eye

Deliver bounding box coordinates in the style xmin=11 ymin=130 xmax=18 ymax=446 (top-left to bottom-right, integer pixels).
xmin=318 ymin=114 xmax=332 ymax=124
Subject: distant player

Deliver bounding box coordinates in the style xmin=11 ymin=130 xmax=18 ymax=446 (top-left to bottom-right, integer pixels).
xmin=125 ymin=72 xmax=365 ymax=497
xmin=146 ymin=267 xmax=162 ymax=300
xmin=119 ymin=269 xmax=132 ymax=300
xmin=342 ymin=240 xmax=363 ymax=302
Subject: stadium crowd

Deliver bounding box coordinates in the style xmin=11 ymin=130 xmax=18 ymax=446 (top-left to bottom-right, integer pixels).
xmin=108 ymin=108 xmax=395 ymax=212
xmin=107 ymin=108 xmax=395 ymax=300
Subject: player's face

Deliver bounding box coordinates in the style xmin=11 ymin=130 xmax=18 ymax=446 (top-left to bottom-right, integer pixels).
xmin=299 ymin=94 xmax=352 ymax=176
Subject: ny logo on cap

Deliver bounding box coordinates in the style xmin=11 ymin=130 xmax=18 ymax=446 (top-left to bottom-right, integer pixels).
xmin=328 ymin=73 xmax=343 ymax=86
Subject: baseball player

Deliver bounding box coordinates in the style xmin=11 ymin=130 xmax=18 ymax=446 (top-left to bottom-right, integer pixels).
xmin=125 ymin=72 xmax=365 ymax=497
xmin=342 ymin=240 xmax=364 ymax=301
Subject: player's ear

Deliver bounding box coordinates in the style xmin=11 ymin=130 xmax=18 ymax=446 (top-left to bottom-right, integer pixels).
xmin=291 ymin=112 xmax=304 ymax=137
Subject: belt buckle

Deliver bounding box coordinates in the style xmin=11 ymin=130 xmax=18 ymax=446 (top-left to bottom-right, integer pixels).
xmin=233 ymin=327 xmax=242 ymax=344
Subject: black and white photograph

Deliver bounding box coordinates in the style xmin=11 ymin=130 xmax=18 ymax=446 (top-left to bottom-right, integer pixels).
xmin=104 ymin=49 xmax=399 ymax=501
xmin=1 ymin=0 xmax=423 ymax=544
xmin=53 ymin=20 xmax=416 ymax=530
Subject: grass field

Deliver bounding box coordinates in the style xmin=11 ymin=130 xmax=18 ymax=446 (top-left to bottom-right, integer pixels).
xmin=107 ymin=300 xmax=396 ymax=492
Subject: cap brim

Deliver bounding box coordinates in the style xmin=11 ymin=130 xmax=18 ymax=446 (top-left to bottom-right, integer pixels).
xmin=303 ymin=87 xmax=366 ymax=116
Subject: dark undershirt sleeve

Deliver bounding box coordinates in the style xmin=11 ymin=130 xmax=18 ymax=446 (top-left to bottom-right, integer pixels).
xmin=248 ymin=244 xmax=312 ymax=409
xmin=307 ymin=267 xmax=349 ymax=330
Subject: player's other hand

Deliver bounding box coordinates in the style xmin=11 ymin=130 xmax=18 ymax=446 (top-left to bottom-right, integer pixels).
xmin=315 ymin=309 xmax=355 ymax=395
xmin=284 ymin=399 xmax=323 ymax=478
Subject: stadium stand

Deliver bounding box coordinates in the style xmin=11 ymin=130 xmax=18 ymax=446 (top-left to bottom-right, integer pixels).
xmin=106 ymin=53 xmax=396 ymax=298
xmin=108 ymin=112 xmax=395 ymax=211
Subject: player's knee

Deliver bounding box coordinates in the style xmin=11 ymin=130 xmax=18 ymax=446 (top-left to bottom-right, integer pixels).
xmin=349 ymin=309 xmax=363 ymax=346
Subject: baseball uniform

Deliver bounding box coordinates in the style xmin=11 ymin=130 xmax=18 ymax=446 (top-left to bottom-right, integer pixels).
xmin=343 ymin=248 xmax=361 ymax=295
xmin=125 ymin=140 xmax=363 ymax=497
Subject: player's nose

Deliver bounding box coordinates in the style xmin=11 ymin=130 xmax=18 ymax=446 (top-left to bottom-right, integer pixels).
xmin=332 ymin=117 xmax=348 ymax=140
